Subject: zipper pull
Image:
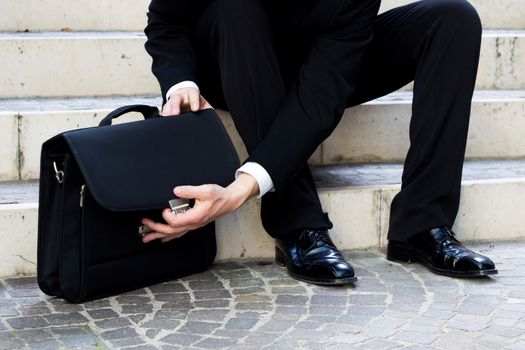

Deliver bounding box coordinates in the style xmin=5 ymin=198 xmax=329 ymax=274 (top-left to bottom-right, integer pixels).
xmin=80 ymin=185 xmax=86 ymax=207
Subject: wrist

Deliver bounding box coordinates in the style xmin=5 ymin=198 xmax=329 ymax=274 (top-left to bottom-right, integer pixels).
xmin=227 ymin=173 xmax=259 ymax=209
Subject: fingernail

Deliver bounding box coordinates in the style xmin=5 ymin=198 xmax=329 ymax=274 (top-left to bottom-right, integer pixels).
xmin=174 ymin=187 xmax=182 ymax=195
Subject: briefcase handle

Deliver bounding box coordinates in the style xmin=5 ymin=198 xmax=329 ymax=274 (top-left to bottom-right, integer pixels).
xmin=99 ymin=104 xmax=160 ymax=127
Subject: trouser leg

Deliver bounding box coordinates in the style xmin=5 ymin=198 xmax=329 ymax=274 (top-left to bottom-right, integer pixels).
xmin=192 ymin=0 xmax=333 ymax=239
xmin=347 ymin=0 xmax=482 ymax=241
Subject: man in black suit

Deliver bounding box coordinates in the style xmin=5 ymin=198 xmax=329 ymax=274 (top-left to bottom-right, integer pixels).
xmin=142 ymin=0 xmax=497 ymax=284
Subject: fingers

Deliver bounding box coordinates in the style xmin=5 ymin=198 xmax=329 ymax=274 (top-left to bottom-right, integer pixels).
xmin=142 ymin=199 xmax=212 ymax=243
xmin=142 ymin=232 xmax=167 ymax=243
xmin=142 ymin=205 xmax=204 ymax=243
xmin=161 ymin=87 xmax=214 ymax=116
xmin=188 ymin=89 xmax=201 ymax=111
xmin=174 ymin=184 xmax=215 ymax=200
xmin=161 ymin=92 xmax=191 ymax=116
xmin=141 ymin=217 xmax=187 ymax=235
xmin=141 ymin=182 xmax=224 ymax=245
xmin=141 ymin=215 xmax=189 ymax=243
xmin=161 ymin=95 xmax=182 ymax=116
xmin=162 ymin=205 xmax=209 ymax=230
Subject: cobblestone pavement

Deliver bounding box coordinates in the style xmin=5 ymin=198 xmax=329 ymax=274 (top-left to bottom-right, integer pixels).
xmin=1 ymin=241 xmax=525 ymax=350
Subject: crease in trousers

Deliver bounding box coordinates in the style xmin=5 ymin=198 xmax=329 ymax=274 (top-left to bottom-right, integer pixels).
xmin=190 ymin=0 xmax=482 ymax=242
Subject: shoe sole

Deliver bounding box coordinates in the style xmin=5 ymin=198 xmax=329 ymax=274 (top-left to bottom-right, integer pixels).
xmin=275 ymin=248 xmax=358 ymax=286
xmin=387 ymin=243 xmax=498 ymax=278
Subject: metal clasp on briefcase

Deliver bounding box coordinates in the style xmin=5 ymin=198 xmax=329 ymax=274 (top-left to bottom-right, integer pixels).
xmin=53 ymin=161 xmax=65 ymax=184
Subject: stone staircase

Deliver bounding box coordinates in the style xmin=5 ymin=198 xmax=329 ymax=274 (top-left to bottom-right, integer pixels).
xmin=1 ymin=0 xmax=524 ymax=277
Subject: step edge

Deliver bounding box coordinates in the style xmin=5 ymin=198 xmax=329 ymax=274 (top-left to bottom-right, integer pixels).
xmin=1 ymin=29 xmax=523 ymax=39
xmin=2 ymin=90 xmax=525 ymax=114
xmin=3 ymin=176 xmax=525 ymax=208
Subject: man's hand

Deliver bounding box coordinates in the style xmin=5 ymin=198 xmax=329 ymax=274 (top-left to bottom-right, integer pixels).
xmin=141 ymin=173 xmax=259 ymax=243
xmin=161 ymin=87 xmax=213 ymax=116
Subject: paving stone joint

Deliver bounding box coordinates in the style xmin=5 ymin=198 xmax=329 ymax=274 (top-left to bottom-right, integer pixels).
xmin=1 ymin=241 xmax=524 ymax=349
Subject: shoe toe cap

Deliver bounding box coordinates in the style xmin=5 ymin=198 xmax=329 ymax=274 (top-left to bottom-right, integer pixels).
xmin=456 ymin=254 xmax=496 ymax=272
xmin=331 ymin=261 xmax=355 ymax=279
xmin=305 ymin=259 xmax=355 ymax=280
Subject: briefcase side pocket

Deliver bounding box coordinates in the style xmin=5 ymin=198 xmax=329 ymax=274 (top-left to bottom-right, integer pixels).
xmin=37 ymin=152 xmax=70 ymax=297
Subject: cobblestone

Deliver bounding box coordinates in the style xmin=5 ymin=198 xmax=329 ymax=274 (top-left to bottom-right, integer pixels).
xmin=0 ymin=241 xmax=525 ymax=349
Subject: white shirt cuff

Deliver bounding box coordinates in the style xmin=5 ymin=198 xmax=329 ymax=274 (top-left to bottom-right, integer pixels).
xmin=235 ymin=162 xmax=275 ymax=198
xmin=166 ymin=81 xmax=200 ymax=101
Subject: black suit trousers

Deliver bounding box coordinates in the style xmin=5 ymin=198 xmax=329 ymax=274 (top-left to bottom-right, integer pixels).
xmin=191 ymin=0 xmax=482 ymax=241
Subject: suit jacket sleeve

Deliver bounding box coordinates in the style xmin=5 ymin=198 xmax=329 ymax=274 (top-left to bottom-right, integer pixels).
xmin=144 ymin=0 xmax=200 ymax=102
xmin=245 ymin=0 xmax=381 ymax=193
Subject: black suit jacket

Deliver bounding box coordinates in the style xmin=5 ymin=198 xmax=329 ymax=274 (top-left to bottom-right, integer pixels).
xmin=144 ymin=0 xmax=208 ymax=100
xmin=145 ymin=0 xmax=380 ymax=192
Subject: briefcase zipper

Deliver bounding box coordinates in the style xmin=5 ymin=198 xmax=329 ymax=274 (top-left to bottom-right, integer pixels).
xmin=80 ymin=184 xmax=86 ymax=207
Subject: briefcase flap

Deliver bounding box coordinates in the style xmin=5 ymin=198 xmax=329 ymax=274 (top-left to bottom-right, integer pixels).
xmin=55 ymin=109 xmax=240 ymax=212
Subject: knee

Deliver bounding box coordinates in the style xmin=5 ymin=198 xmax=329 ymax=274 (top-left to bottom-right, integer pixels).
xmin=330 ymin=0 xmax=381 ymax=30
xmin=422 ymin=0 xmax=482 ymax=34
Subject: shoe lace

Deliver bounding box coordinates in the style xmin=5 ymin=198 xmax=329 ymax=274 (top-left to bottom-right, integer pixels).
xmin=439 ymin=226 xmax=466 ymax=251
xmin=438 ymin=226 xmax=476 ymax=263
xmin=301 ymin=229 xmax=334 ymax=247
xmin=442 ymin=226 xmax=456 ymax=238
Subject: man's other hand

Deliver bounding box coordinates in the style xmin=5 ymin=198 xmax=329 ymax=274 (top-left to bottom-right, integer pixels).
xmin=141 ymin=173 xmax=260 ymax=243
xmin=161 ymin=87 xmax=213 ymax=116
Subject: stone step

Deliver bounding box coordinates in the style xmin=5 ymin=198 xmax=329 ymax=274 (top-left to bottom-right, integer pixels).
xmin=1 ymin=90 xmax=524 ymax=181
xmin=1 ymin=159 xmax=524 ymax=277
xmin=0 ymin=30 xmax=524 ymax=98
xmin=0 ymin=32 xmax=156 ymax=98
xmin=0 ymin=0 xmax=523 ymax=32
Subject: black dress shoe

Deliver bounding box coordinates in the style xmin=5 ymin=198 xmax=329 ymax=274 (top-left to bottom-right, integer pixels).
xmin=387 ymin=226 xmax=498 ymax=277
xmin=275 ymin=229 xmax=357 ymax=285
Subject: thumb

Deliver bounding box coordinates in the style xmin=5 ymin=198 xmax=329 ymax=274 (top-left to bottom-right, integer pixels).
xmin=173 ymin=185 xmax=210 ymax=199
xmin=200 ymin=96 xmax=213 ymax=110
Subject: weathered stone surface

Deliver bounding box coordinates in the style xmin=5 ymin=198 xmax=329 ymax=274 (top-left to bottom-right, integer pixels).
xmin=0 ymin=242 xmax=524 ymax=349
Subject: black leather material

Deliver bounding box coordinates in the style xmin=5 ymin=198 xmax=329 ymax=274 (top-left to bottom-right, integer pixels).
xmin=275 ymin=229 xmax=357 ymax=285
xmin=387 ymin=226 xmax=498 ymax=277
xmin=62 ymin=108 xmax=239 ymax=211
xmin=37 ymin=105 xmax=240 ymax=302
xmin=98 ymin=104 xmax=160 ymax=126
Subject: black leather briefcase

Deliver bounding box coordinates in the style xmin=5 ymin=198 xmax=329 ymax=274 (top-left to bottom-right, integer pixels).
xmin=37 ymin=105 xmax=240 ymax=303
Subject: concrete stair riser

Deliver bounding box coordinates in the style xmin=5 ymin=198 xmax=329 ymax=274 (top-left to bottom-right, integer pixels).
xmin=324 ymin=95 xmax=525 ymax=165
xmin=0 ymin=109 xmax=251 ymax=181
xmin=379 ymin=32 xmax=525 ymax=92
xmin=1 ymin=33 xmax=158 ymax=98
xmin=477 ymin=31 xmax=525 ymax=90
xmin=1 ymin=178 xmax=524 ymax=278
xmin=1 ymin=92 xmax=523 ymax=181
xmin=378 ymin=178 xmax=525 ymax=247
xmin=0 ymin=0 xmax=151 ymax=32
xmin=0 ymin=31 xmax=524 ymax=98
xmin=0 ymin=204 xmax=38 ymax=277
xmin=1 ymin=0 xmax=523 ymax=32
xmin=0 ymin=115 xmax=18 ymax=181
